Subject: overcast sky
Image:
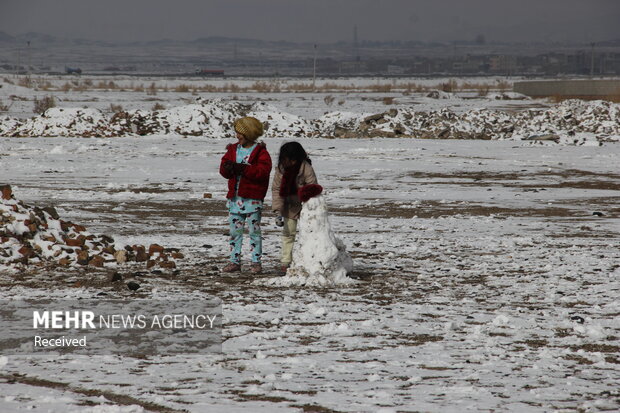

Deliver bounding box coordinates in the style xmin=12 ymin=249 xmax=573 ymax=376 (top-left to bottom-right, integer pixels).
xmin=1 ymin=0 xmax=618 ymax=44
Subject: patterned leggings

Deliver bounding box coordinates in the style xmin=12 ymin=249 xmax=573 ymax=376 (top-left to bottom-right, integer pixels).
xmin=228 ymin=210 xmax=262 ymax=264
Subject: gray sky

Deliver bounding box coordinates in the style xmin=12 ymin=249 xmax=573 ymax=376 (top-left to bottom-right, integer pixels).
xmin=1 ymin=0 xmax=618 ymax=44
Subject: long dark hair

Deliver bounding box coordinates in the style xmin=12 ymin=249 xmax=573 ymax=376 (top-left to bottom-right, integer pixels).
xmin=277 ymin=141 xmax=312 ymax=171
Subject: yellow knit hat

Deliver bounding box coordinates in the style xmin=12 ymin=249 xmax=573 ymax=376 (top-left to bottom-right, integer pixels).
xmin=234 ymin=116 xmax=264 ymax=141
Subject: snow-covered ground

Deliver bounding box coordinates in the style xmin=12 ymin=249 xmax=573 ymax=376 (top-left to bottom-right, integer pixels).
xmin=0 ymin=134 xmax=619 ymax=412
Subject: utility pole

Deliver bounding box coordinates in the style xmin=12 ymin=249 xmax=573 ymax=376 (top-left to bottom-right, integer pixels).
xmin=312 ymin=44 xmax=317 ymax=92
xmin=590 ymin=42 xmax=595 ymax=77
xmin=27 ymin=41 xmax=31 ymax=79
xmin=16 ymin=47 xmax=20 ymax=78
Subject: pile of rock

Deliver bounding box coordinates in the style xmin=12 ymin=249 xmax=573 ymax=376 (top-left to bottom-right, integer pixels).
xmin=1 ymin=98 xmax=618 ymax=144
xmin=0 ymin=185 xmax=182 ymax=271
xmin=320 ymin=100 xmax=620 ymax=143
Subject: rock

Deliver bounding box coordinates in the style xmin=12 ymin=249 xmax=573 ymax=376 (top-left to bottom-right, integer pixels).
xmin=203 ymin=193 xmax=212 ymax=198
xmin=18 ymin=246 xmax=35 ymax=258
xmin=0 ymin=185 xmax=12 ymax=200
xmin=592 ymin=211 xmax=604 ymax=217
xmin=571 ymin=315 xmax=585 ymax=324
xmin=171 ymin=252 xmax=184 ymax=259
xmin=114 ymin=250 xmax=127 ymax=264
xmin=89 ymin=255 xmax=105 ymax=267
xmin=523 ymin=134 xmax=560 ymax=143
xmin=42 ymin=206 xmax=60 ymax=220
xmin=133 ymin=245 xmax=147 ymax=262
xmin=66 ymin=238 xmax=84 ymax=247
xmin=100 ymin=235 xmax=114 ymax=244
xmin=77 ymin=251 xmax=89 ymax=265
xmin=363 ymin=113 xmax=384 ymax=124
xmin=159 ymin=261 xmax=176 ymax=269
xmin=110 ymin=272 xmax=123 ymax=282
xmin=58 ymin=258 xmax=71 ymax=266
xmin=148 ymin=243 xmax=165 ymax=256
xmin=60 ymin=220 xmax=72 ymax=231
xmin=126 ymin=281 xmax=140 ymax=291
xmin=146 ymin=260 xmax=156 ymax=269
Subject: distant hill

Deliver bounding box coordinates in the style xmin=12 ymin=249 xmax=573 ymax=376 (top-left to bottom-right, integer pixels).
xmin=0 ymin=31 xmax=15 ymax=43
xmin=15 ymin=32 xmax=57 ymax=43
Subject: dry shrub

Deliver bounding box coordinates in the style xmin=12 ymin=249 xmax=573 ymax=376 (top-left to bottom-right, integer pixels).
xmin=33 ymin=95 xmax=56 ymax=115
xmin=369 ymin=84 xmax=392 ymax=93
xmin=199 ymin=84 xmax=218 ymax=92
xmin=3 ymin=77 xmax=14 ymax=85
xmin=18 ymin=77 xmax=33 ymax=88
xmin=496 ymin=80 xmax=511 ymax=91
xmin=152 ymin=102 xmax=166 ymax=111
xmin=337 ymin=99 xmax=345 ymax=106
xmin=174 ymin=84 xmax=190 ymax=93
xmin=110 ymin=103 xmax=123 ymax=113
xmin=61 ymin=82 xmax=72 ymax=92
xmin=440 ymin=80 xmax=458 ymax=93
xmin=37 ymin=80 xmax=53 ymax=91
xmin=382 ymin=96 xmax=395 ymax=105
xmin=0 ymin=100 xmax=9 ymax=111
xmin=146 ymin=82 xmax=157 ymax=96
xmin=288 ymin=82 xmax=313 ymax=92
xmin=476 ymin=85 xmax=490 ymax=97
xmin=133 ymin=84 xmax=144 ymax=92
xmin=324 ymin=95 xmax=335 ymax=105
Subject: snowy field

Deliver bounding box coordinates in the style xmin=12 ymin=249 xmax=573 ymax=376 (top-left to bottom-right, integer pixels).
xmin=1 ymin=75 xmax=620 ymax=411
xmin=0 ymin=133 xmax=619 ymax=412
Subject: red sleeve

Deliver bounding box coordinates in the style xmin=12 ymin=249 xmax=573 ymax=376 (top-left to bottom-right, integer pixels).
xmin=219 ymin=145 xmax=236 ymax=179
xmin=243 ymin=146 xmax=272 ymax=183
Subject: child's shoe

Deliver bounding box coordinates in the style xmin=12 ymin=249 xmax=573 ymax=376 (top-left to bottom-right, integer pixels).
xmin=222 ymin=262 xmax=241 ymax=273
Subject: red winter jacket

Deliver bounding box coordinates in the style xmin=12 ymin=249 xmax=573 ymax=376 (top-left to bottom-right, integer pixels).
xmin=219 ymin=142 xmax=272 ymax=201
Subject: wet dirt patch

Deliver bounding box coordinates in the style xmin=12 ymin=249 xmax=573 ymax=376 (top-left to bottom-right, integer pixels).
xmin=332 ymin=202 xmax=580 ymax=219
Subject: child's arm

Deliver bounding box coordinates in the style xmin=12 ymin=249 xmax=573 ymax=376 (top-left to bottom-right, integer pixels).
xmin=243 ymin=148 xmax=272 ymax=183
xmin=271 ymin=168 xmax=283 ymax=214
xmin=219 ymin=146 xmax=235 ymax=179
xmin=303 ymin=162 xmax=318 ymax=186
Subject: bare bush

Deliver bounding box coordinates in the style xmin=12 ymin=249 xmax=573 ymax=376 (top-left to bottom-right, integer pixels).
xmin=146 ymin=82 xmax=157 ymax=96
xmin=382 ymin=97 xmax=395 ymax=105
xmin=33 ymin=95 xmax=56 ymax=115
xmin=0 ymin=100 xmax=9 ymax=112
xmin=152 ymin=102 xmax=166 ymax=111
xmin=477 ymin=85 xmax=490 ymax=97
xmin=324 ymin=95 xmax=335 ymax=105
xmin=174 ymin=84 xmax=190 ymax=93
xmin=440 ymin=80 xmax=458 ymax=93
xmin=496 ymin=80 xmax=511 ymax=91
xmin=110 ymin=103 xmax=123 ymax=113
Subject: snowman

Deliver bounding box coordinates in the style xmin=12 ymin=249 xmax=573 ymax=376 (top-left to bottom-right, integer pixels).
xmin=275 ymin=184 xmax=355 ymax=286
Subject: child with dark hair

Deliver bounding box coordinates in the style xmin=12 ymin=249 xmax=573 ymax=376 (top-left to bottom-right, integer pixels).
xmin=271 ymin=141 xmax=318 ymax=273
xmin=219 ymin=116 xmax=272 ymax=274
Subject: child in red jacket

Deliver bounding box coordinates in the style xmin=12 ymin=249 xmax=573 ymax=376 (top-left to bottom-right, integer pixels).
xmin=219 ymin=116 xmax=272 ymax=274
